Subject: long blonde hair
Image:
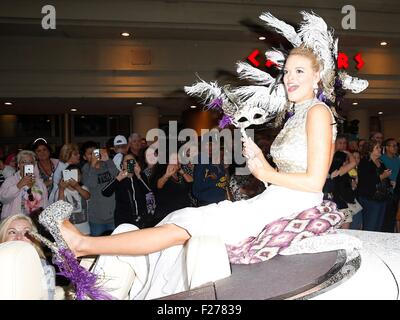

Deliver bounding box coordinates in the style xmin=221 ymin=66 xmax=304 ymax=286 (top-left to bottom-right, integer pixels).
xmin=0 ymin=214 xmax=45 ymax=259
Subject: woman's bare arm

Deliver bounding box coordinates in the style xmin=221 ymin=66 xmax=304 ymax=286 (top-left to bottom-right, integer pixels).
xmin=336 ymin=151 xmax=357 ymax=177
xmin=246 ymin=105 xmax=333 ymax=192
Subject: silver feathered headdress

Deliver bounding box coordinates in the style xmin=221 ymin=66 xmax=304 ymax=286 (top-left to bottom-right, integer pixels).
xmin=184 ymin=11 xmax=368 ymax=132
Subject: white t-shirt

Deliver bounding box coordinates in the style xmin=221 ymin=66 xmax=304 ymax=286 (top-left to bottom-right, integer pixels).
xmin=113 ymin=153 xmax=123 ymax=171
xmin=64 ymin=186 xmax=91 ymax=235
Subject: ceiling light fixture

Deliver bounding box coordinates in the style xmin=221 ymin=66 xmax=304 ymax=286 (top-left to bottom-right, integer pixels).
xmin=4 ymin=102 xmax=12 ymax=106
xmin=380 ymin=41 xmax=387 ymax=46
xmin=136 ymin=102 xmax=143 ymax=105
xmin=258 ymin=36 xmax=266 ymax=40
xmin=190 ymin=105 xmax=197 ymax=109
xmin=352 ymin=102 xmax=358 ymax=106
xmin=70 ymin=108 xmax=77 ymax=112
xmin=378 ymin=111 xmax=383 ymax=115
xmin=121 ymin=32 xmax=130 ymax=37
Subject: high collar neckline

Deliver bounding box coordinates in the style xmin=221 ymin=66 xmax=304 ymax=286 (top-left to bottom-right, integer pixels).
xmin=293 ymin=97 xmax=318 ymax=111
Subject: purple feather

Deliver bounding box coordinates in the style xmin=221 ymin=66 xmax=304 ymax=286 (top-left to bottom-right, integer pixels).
xmin=207 ymin=97 xmax=223 ymax=111
xmin=218 ymin=115 xmax=233 ymax=129
xmin=286 ymin=110 xmax=295 ymax=120
xmin=54 ymin=248 xmax=115 ymax=300
xmin=317 ymin=89 xmax=327 ymax=103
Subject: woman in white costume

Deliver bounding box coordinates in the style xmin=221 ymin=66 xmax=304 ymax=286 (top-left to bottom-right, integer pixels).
xmin=59 ymin=12 xmax=368 ymax=300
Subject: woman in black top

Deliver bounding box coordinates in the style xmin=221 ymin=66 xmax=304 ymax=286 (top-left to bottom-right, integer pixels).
xmin=328 ymin=151 xmax=357 ymax=229
xmin=102 ymin=153 xmax=151 ymax=228
xmin=150 ymin=152 xmax=193 ymax=225
xmin=352 ymin=140 xmax=392 ymax=231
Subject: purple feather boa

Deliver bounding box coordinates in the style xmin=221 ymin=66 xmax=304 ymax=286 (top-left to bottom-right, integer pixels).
xmin=207 ymin=97 xmax=223 ymax=110
xmin=54 ymin=248 xmax=115 ymax=300
xmin=218 ymin=115 xmax=233 ymax=129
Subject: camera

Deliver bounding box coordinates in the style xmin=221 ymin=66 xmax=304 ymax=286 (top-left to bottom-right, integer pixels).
xmin=63 ymin=169 xmax=78 ymax=182
xmin=93 ymin=149 xmax=101 ymax=160
xmin=127 ymin=159 xmax=136 ymax=173
xmin=24 ymin=164 xmax=34 ymax=176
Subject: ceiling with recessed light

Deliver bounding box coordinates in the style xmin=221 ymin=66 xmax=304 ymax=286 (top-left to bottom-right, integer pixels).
xmin=0 ymin=0 xmax=399 ymax=117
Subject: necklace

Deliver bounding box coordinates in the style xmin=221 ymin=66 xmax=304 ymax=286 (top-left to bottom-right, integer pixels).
xmin=38 ymin=160 xmax=54 ymax=178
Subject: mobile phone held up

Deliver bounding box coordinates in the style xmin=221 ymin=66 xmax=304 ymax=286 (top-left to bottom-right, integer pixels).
xmin=63 ymin=169 xmax=78 ymax=182
xmin=93 ymin=149 xmax=101 ymax=160
xmin=127 ymin=159 xmax=136 ymax=174
xmin=24 ymin=164 xmax=34 ymax=176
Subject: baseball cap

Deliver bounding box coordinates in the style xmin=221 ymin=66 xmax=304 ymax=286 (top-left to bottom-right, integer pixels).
xmin=113 ymin=135 xmax=128 ymax=146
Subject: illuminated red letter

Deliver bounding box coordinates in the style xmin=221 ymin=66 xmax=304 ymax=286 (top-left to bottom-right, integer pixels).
xmin=337 ymin=52 xmax=349 ymax=69
xmin=354 ymin=52 xmax=365 ymax=70
xmin=247 ymin=49 xmax=260 ymax=67
xmin=265 ymin=60 xmax=277 ymax=68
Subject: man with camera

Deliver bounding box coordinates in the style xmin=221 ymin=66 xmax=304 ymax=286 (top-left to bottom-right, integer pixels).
xmin=81 ymin=141 xmax=119 ymax=236
xmin=102 ymin=153 xmax=151 ymax=228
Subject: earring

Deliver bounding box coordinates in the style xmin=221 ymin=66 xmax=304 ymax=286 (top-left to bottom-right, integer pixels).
xmin=313 ymin=83 xmax=319 ymax=96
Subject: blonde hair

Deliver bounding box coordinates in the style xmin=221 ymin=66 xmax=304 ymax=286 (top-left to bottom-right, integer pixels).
xmin=16 ymin=150 xmax=36 ymax=164
xmin=59 ymin=143 xmax=79 ymax=163
xmin=289 ymin=45 xmax=335 ymax=100
xmin=272 ymin=45 xmax=335 ymax=128
xmin=0 ymin=214 xmax=45 ymax=259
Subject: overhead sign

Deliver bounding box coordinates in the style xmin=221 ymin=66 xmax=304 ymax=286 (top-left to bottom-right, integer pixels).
xmin=247 ymin=50 xmax=365 ymax=70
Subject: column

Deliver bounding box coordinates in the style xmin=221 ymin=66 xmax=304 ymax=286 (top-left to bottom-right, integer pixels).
xmin=347 ymin=108 xmax=369 ymax=140
xmin=63 ymin=113 xmax=71 ymax=144
xmin=132 ymin=106 xmax=159 ymax=139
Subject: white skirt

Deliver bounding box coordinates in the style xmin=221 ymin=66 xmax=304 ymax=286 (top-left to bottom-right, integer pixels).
xmin=94 ymin=185 xmax=323 ymax=300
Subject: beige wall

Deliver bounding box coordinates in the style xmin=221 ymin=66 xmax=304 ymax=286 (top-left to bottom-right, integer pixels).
xmin=382 ymin=116 xmax=400 ymax=141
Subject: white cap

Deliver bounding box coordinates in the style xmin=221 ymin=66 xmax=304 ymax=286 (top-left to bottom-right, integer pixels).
xmin=113 ymin=135 xmax=128 ymax=146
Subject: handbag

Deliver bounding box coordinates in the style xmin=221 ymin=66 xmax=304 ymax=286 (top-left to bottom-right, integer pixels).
xmin=372 ymin=173 xmax=392 ymax=202
xmin=346 ymin=198 xmax=363 ymax=216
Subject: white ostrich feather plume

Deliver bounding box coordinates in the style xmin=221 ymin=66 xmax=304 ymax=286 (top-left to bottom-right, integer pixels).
xmin=236 ymin=61 xmax=275 ymax=85
xmin=259 ymin=12 xmax=302 ymax=47
xmin=184 ymin=79 xmax=222 ymax=104
xmin=339 ymin=72 xmax=369 ymax=94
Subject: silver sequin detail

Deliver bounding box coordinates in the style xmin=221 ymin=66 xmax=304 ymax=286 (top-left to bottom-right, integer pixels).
xmin=39 ymin=200 xmax=73 ymax=249
xmin=270 ymin=98 xmax=337 ymax=173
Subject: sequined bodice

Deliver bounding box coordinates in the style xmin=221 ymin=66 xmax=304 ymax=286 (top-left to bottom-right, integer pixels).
xmin=270 ymin=98 xmax=337 ymax=173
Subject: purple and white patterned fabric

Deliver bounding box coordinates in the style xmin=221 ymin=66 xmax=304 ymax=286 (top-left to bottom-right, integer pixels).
xmin=226 ymin=200 xmax=344 ymax=264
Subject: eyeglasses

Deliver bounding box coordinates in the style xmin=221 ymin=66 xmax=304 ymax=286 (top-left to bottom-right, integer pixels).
xmin=20 ymin=160 xmax=34 ymax=165
xmin=27 ymin=188 xmax=34 ymax=202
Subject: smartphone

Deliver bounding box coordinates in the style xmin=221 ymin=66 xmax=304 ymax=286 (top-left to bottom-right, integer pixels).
xmin=24 ymin=164 xmax=34 ymax=176
xmin=63 ymin=169 xmax=78 ymax=181
xmin=93 ymin=149 xmax=101 ymax=160
xmin=127 ymin=159 xmax=136 ymax=173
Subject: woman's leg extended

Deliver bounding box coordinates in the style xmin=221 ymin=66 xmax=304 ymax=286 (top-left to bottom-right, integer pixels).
xmin=62 ymin=221 xmax=191 ymax=257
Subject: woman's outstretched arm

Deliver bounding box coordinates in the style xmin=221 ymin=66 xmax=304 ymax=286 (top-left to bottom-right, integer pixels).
xmin=245 ymin=104 xmax=334 ymax=193
xmin=60 ymin=221 xmax=191 ymax=257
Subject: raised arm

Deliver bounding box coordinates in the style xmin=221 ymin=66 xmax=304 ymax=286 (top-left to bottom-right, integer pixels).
xmin=331 ymin=151 xmax=357 ymax=178
xmin=245 ymin=105 xmax=334 ymax=192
